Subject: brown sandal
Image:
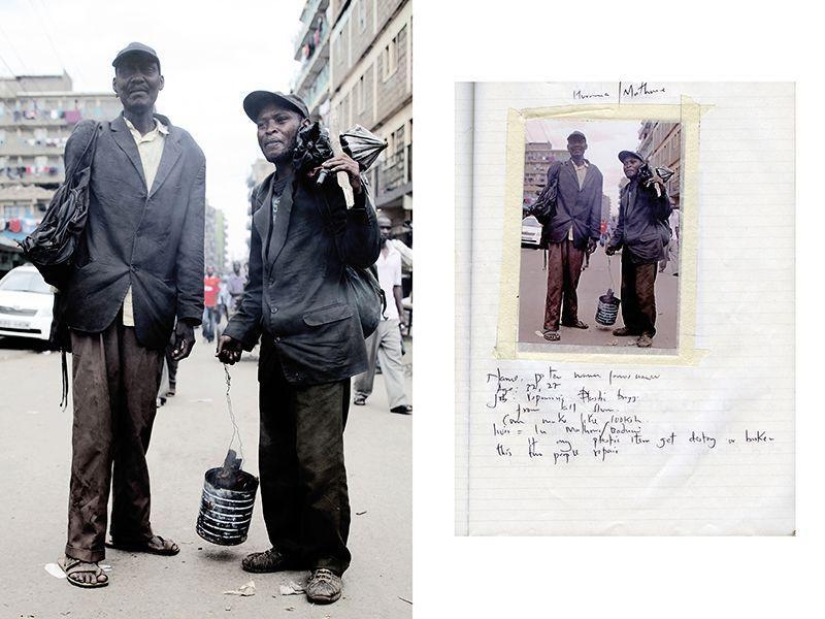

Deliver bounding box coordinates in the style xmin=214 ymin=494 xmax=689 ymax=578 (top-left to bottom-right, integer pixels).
xmin=106 ymin=535 xmax=179 ymax=556
xmin=59 ymin=555 xmax=109 ymax=588
xmin=542 ymin=330 xmax=560 ymax=342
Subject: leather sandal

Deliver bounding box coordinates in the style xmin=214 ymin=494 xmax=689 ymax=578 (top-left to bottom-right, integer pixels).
xmin=59 ymin=555 xmax=109 ymax=588
xmin=542 ymin=330 xmax=560 ymax=341
xmin=106 ymin=534 xmax=179 ymax=556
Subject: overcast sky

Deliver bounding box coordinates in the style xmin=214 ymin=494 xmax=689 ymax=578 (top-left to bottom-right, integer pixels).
xmin=0 ymin=0 xmax=305 ymax=262
xmin=526 ymin=118 xmax=647 ymax=212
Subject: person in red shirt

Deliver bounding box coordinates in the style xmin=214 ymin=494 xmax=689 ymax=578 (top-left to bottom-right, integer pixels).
xmin=203 ymin=266 xmax=221 ymax=342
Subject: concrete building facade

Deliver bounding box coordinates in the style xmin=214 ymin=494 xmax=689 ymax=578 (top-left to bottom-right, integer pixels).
xmin=637 ymin=120 xmax=682 ymax=209
xmin=244 ymin=1 xmax=413 ymax=272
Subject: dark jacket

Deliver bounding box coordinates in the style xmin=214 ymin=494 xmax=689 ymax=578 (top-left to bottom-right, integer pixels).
xmin=609 ymin=178 xmax=672 ymax=264
xmin=223 ymin=171 xmax=380 ymax=386
xmin=63 ymin=115 xmax=206 ymax=350
xmin=539 ymin=159 xmax=603 ymax=249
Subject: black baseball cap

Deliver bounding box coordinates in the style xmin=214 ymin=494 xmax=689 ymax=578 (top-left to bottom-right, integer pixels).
xmin=567 ymin=130 xmax=587 ymax=141
xmin=112 ymin=42 xmax=160 ymax=71
xmin=243 ymin=91 xmax=308 ymax=122
xmin=618 ymin=150 xmax=645 ymax=163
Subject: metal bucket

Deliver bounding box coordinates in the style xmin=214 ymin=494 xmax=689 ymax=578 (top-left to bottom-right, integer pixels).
xmin=196 ymin=467 xmax=259 ymax=546
xmin=595 ymin=290 xmax=621 ymax=326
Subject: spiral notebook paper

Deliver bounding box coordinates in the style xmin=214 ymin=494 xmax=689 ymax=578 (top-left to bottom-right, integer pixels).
xmin=455 ymin=82 xmax=794 ymax=536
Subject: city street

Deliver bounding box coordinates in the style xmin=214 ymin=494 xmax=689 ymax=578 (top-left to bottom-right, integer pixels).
xmin=517 ymin=245 xmax=679 ymax=352
xmin=0 ymin=331 xmax=412 ymax=619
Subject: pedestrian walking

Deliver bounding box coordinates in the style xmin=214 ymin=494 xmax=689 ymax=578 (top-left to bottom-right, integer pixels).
xmin=217 ymin=91 xmax=380 ymax=604
xmin=353 ymin=215 xmax=412 ymax=414
xmin=225 ymin=260 xmax=247 ymax=315
xmin=606 ymin=150 xmax=672 ymax=348
xmin=660 ymin=207 xmax=680 ymax=276
xmin=539 ymin=131 xmax=603 ymax=341
xmin=57 ymin=42 xmax=205 ymax=587
xmin=202 ymin=265 xmax=221 ymax=342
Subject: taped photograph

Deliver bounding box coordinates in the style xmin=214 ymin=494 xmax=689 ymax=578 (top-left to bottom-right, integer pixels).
xmin=518 ymin=118 xmax=682 ymax=353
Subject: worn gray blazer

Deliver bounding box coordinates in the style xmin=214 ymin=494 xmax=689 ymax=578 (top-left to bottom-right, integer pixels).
xmin=540 ymin=159 xmax=603 ymax=249
xmin=63 ymin=114 xmax=206 ymax=350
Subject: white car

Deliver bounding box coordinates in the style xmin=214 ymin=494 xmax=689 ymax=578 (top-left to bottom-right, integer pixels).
xmin=0 ymin=265 xmax=55 ymax=342
xmin=521 ymin=215 xmax=542 ymax=248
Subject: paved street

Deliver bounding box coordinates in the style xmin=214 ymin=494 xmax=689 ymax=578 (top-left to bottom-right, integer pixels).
xmin=518 ymin=246 xmax=680 ymax=352
xmin=0 ymin=331 xmax=412 ymax=619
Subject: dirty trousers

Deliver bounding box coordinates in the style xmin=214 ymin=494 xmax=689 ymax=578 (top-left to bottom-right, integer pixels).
xmin=258 ymin=339 xmax=352 ymax=575
xmin=620 ymin=257 xmax=658 ymax=336
xmin=543 ymin=239 xmax=586 ymax=331
xmin=66 ymin=321 xmax=163 ymax=562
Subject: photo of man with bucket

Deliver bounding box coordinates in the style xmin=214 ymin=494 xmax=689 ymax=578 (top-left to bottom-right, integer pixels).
xmin=518 ymin=118 xmax=681 ymax=352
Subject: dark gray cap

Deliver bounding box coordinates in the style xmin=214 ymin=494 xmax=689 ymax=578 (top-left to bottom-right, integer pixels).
xmin=243 ymin=91 xmax=308 ymax=122
xmin=618 ymin=150 xmax=645 ymax=163
xmin=567 ymin=131 xmax=587 ymax=141
xmin=112 ymin=42 xmax=160 ymax=70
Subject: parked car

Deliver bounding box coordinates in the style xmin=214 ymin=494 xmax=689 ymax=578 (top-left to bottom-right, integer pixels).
xmin=0 ymin=265 xmax=54 ymax=342
xmin=521 ymin=215 xmax=542 ymax=248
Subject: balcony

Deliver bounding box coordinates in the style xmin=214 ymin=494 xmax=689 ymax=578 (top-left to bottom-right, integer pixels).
xmin=293 ymin=29 xmax=330 ymax=99
xmin=374 ymin=144 xmax=412 ymax=207
xmin=294 ymin=0 xmax=330 ymax=55
xmin=299 ymin=64 xmax=330 ymax=114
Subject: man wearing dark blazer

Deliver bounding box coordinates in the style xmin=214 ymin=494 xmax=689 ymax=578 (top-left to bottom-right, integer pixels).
xmin=58 ymin=42 xmax=205 ymax=588
xmin=540 ymin=131 xmax=603 ymax=341
xmin=606 ymin=150 xmax=672 ymax=348
xmin=218 ymin=91 xmax=380 ymax=604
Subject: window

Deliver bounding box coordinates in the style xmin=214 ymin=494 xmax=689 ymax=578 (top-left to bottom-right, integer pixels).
xmin=357 ymin=0 xmax=367 ymax=32
xmin=334 ymin=33 xmax=344 ymax=66
xmin=355 ymin=75 xmax=366 ymax=113
xmin=391 ymin=125 xmax=405 ymax=156
xmin=382 ymin=34 xmax=398 ymax=80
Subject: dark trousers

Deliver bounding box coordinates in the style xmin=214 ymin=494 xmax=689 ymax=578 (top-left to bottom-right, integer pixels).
xmin=66 ymin=321 xmax=163 ymax=562
xmin=620 ymin=257 xmax=658 ymax=336
xmin=543 ymin=239 xmax=585 ymax=331
xmin=258 ymin=338 xmax=352 ymax=575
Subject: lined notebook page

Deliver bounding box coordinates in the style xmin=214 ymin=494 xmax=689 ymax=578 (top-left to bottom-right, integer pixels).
xmin=455 ymin=82 xmax=794 ymax=536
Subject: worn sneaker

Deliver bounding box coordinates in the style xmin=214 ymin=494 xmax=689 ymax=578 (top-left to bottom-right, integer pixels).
xmin=306 ymin=568 xmax=342 ymax=604
xmin=637 ymin=333 xmax=653 ymax=348
xmin=612 ymin=327 xmax=638 ymax=337
xmin=242 ymin=547 xmax=300 ymax=573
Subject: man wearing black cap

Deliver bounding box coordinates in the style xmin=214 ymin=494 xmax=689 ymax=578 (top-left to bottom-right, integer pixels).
xmin=217 ymin=91 xmax=380 ymax=604
xmin=57 ymin=42 xmax=205 ymax=587
xmin=538 ymin=130 xmax=603 ymax=342
xmin=606 ymin=151 xmax=672 ymax=347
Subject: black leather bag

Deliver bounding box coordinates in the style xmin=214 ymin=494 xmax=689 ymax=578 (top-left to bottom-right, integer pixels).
xmin=317 ymin=180 xmax=385 ymax=339
xmin=531 ymin=162 xmax=561 ymax=225
xmin=345 ymin=263 xmax=385 ymax=338
xmin=19 ymin=122 xmax=100 ymax=290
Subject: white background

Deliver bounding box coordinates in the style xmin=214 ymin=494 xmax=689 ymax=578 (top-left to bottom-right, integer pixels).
xmin=413 ymin=1 xmax=818 ymax=618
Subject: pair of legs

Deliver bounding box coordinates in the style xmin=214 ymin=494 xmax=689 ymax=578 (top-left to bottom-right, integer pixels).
xmin=252 ymin=338 xmax=351 ymax=597
xmin=543 ymin=239 xmax=588 ymax=339
xmin=353 ymin=318 xmax=410 ymax=411
xmin=65 ymin=320 xmax=176 ymax=587
xmin=202 ymin=306 xmax=220 ymax=342
xmin=616 ymin=257 xmax=658 ymax=345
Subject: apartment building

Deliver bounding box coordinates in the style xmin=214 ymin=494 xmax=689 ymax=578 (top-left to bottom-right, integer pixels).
xmin=0 ymin=73 xmax=121 ymax=192
xmin=0 ymin=73 xmax=121 ymax=273
xmin=290 ymin=0 xmax=412 ymax=234
xmin=637 ymin=120 xmax=682 ymax=209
